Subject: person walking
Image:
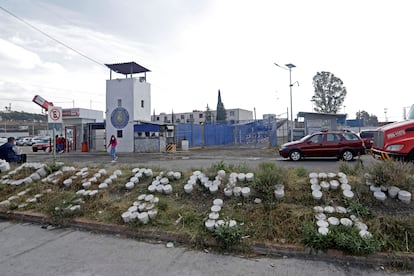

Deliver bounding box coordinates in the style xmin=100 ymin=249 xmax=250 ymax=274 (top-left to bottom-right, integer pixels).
xmin=107 ymin=135 xmax=118 ymax=162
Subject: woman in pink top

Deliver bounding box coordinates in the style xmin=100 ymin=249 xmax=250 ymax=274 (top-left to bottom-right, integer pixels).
xmin=107 ymin=135 xmax=118 ymax=161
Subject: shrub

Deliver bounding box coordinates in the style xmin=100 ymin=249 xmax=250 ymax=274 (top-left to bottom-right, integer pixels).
xmin=295 ymin=167 xmax=308 ymax=178
xmin=366 ymin=160 xmax=414 ymax=189
xmin=214 ymin=222 xmax=243 ymax=250
xmin=302 ymin=221 xmax=383 ymax=255
xmin=338 ymin=160 xmax=364 ymax=176
xmin=345 ymin=199 xmax=372 ymax=219
xmin=251 ymin=162 xmax=287 ymax=205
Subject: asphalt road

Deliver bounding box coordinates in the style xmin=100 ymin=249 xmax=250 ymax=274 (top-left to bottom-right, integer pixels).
xmin=22 ymin=145 xmax=378 ymax=172
xmin=0 ymin=221 xmax=392 ymax=276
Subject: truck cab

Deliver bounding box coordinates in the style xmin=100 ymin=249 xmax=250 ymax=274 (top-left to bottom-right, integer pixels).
xmin=371 ymin=105 xmax=414 ymax=161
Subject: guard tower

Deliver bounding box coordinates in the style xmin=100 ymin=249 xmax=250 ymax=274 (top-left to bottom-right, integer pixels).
xmin=105 ymin=62 xmax=151 ymax=152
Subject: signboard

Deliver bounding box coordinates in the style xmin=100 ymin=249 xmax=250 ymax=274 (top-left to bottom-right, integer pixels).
xmin=62 ymin=108 xmax=80 ymax=117
xmin=48 ymin=106 xmax=63 ymax=123
xmin=32 ymin=95 xmax=53 ymax=111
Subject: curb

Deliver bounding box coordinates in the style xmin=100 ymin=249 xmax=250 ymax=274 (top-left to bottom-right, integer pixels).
xmin=1 ymin=210 xmax=413 ymax=270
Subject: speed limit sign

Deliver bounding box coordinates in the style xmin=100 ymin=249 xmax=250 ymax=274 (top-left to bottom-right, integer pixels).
xmin=48 ymin=106 xmax=63 ymax=123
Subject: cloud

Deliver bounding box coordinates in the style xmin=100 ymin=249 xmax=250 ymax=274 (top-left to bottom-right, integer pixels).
xmin=0 ymin=38 xmax=43 ymax=69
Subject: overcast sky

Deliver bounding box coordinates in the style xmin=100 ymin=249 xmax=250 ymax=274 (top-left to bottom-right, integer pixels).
xmin=0 ymin=0 xmax=413 ymax=122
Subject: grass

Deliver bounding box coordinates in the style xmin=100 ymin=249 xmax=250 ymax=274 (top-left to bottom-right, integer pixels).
xmin=0 ymin=160 xmax=413 ymax=257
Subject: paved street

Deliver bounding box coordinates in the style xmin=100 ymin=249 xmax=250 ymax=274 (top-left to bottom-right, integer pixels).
xmin=0 ymin=221 xmax=392 ymax=276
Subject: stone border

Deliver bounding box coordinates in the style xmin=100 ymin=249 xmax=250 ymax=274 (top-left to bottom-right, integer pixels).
xmin=1 ymin=210 xmax=413 ymax=270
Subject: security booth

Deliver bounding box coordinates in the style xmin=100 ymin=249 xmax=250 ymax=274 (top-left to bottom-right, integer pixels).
xmin=133 ymin=122 xmax=175 ymax=153
xmin=297 ymin=111 xmax=347 ymax=136
xmin=62 ymin=108 xmax=104 ymax=152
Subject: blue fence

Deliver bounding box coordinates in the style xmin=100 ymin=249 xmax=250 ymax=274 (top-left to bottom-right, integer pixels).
xmin=175 ymin=120 xmax=277 ymax=148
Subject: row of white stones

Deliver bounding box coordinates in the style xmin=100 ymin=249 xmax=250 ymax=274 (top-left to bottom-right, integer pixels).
xmin=121 ymin=193 xmax=159 ymax=224
xmin=310 ymin=172 xmax=354 ymax=200
xmin=204 ymin=198 xmax=237 ymax=231
xmin=147 ymin=170 xmax=181 ymax=194
xmin=1 ymin=162 xmax=49 ymax=186
xmin=0 ymin=187 xmax=53 ymax=208
xmin=364 ymin=174 xmax=412 ymax=203
xmin=313 ymin=205 xmax=372 ymax=238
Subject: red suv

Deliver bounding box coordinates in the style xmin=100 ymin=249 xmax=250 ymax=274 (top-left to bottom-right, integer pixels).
xmin=279 ymin=130 xmax=366 ymax=161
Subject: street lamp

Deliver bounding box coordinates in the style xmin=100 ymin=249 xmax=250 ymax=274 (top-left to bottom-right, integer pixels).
xmin=274 ymin=63 xmax=297 ymax=142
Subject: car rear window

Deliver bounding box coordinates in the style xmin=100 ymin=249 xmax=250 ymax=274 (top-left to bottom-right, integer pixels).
xmin=343 ymin=133 xmax=360 ymax=141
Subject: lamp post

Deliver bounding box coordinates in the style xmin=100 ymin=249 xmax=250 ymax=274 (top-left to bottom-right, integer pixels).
xmin=274 ymin=63 xmax=296 ymax=142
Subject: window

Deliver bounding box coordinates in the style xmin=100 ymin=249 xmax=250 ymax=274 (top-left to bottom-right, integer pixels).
xmin=343 ymin=133 xmax=359 ymax=141
xmin=117 ymin=99 xmax=122 ymax=107
xmin=117 ymin=130 xmax=123 ymax=138
xmin=181 ymin=115 xmax=185 ymax=119
xmin=199 ymin=113 xmax=203 ymax=118
xmin=190 ymin=114 xmax=193 ymax=119
xmin=310 ymin=134 xmax=323 ymax=143
xmin=141 ymin=100 xmax=144 ymax=108
xmin=327 ymin=133 xmax=341 ymax=142
xmin=229 ymin=111 xmax=235 ymax=117
xmin=156 ymin=116 xmax=160 ymax=121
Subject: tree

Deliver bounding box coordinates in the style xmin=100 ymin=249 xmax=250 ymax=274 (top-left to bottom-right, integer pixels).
xmin=204 ymin=104 xmax=213 ymax=123
xmin=356 ymin=110 xmax=379 ymax=126
xmin=216 ymin=90 xmax=227 ymax=121
xmin=311 ymin=71 xmax=347 ymax=114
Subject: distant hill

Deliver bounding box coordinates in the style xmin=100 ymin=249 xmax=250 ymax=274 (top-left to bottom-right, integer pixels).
xmin=0 ymin=111 xmax=47 ymax=122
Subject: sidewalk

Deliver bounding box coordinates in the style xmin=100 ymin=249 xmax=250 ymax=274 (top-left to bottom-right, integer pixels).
xmin=1 ymin=210 xmax=412 ymax=273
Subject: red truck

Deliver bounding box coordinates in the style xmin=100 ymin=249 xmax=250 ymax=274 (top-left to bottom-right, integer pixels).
xmin=371 ymin=106 xmax=414 ymax=161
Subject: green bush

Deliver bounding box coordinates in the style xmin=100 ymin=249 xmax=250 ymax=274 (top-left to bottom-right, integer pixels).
xmin=367 ymin=160 xmax=414 ymax=189
xmin=301 ymin=221 xmax=383 ymax=255
xmin=295 ymin=167 xmax=308 ymax=178
xmin=338 ymin=160 xmax=364 ymax=176
xmin=345 ymin=199 xmax=372 ymax=219
xmin=251 ymin=162 xmax=287 ymax=205
xmin=214 ymin=222 xmax=243 ymax=250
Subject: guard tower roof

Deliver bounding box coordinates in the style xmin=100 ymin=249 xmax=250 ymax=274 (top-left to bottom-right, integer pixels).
xmin=105 ymin=62 xmax=150 ymax=75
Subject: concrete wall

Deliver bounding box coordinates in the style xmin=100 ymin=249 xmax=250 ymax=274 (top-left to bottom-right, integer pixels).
xmin=134 ymin=136 xmax=166 ymax=153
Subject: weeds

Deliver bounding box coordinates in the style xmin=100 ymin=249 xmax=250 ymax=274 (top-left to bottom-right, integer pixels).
xmin=345 ymin=199 xmax=372 ymax=219
xmin=338 ymin=161 xmax=364 ymax=176
xmin=251 ymin=162 xmax=287 ymax=205
xmin=214 ymin=221 xmax=244 ymax=250
xmin=366 ymin=160 xmax=414 ymax=189
xmin=302 ymin=221 xmax=383 ymax=255
xmin=0 ymin=161 xmax=413 ymax=257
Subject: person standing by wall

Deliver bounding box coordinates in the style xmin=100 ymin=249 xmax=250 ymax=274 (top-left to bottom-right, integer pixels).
xmin=107 ymin=135 xmax=118 ymax=162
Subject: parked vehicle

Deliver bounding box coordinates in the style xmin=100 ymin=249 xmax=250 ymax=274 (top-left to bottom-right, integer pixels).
xmin=16 ymin=137 xmax=32 ymax=146
xmin=32 ymin=138 xmax=52 ymax=152
xmin=371 ymin=121 xmax=414 ymax=161
xmin=30 ymin=136 xmax=50 ymax=146
xmin=359 ymin=130 xmax=375 ymax=149
xmin=279 ymin=130 xmax=366 ymax=161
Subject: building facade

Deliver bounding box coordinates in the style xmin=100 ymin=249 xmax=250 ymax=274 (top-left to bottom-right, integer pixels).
xmin=151 ymin=108 xmax=253 ymax=124
xmin=105 ymin=62 xmax=151 ymax=153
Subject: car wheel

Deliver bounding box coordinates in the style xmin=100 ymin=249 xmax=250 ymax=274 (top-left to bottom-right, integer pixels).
xmin=341 ymin=150 xmax=354 ymax=161
xmin=32 ymin=148 xmax=38 ymax=152
xmin=289 ymin=150 xmax=302 ymax=161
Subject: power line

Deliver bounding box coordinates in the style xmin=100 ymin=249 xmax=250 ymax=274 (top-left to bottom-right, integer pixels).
xmin=0 ymin=5 xmax=105 ymax=67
